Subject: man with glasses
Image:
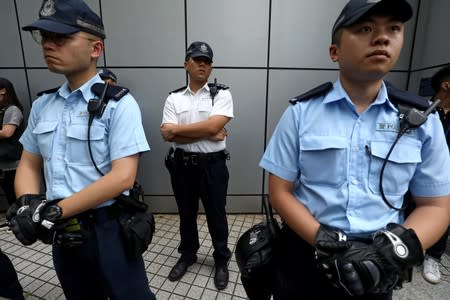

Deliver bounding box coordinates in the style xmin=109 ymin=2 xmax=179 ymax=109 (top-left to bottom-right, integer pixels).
xmin=161 ymin=41 xmax=233 ymax=290
xmin=7 ymin=1 xmax=155 ymax=299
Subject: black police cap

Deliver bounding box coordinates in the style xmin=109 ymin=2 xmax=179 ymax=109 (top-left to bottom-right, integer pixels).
xmin=332 ymin=0 xmax=413 ymax=41
xmin=22 ymin=0 xmax=105 ymax=39
xmin=186 ymin=41 xmax=213 ymax=62
xmin=99 ymin=68 xmax=117 ymax=82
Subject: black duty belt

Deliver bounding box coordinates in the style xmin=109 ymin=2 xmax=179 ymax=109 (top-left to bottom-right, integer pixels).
xmin=77 ymin=202 xmax=121 ymax=224
xmin=174 ymin=148 xmax=229 ymax=166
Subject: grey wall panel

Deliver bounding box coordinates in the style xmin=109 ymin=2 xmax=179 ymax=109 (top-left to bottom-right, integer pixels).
xmin=116 ymin=68 xmax=186 ymax=195
xmin=270 ymin=0 xmax=347 ymax=68
xmin=102 ymin=0 xmax=185 ymax=66
xmin=266 ymin=70 xmax=338 ymax=140
xmin=416 ymin=0 xmax=450 ymax=68
xmin=0 ymin=1 xmax=24 ymax=67
xmin=27 ymin=69 xmax=66 ymax=99
xmin=187 ymin=0 xmax=269 ymax=67
xmin=209 ymin=69 xmax=267 ymax=194
xmin=147 ymin=195 xmax=263 ymax=214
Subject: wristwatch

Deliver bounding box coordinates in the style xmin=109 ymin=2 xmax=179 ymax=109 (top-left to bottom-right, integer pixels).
xmin=43 ymin=204 xmax=63 ymax=223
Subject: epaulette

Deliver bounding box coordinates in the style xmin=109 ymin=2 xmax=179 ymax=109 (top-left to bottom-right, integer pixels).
xmin=91 ymin=83 xmax=129 ymax=101
xmin=208 ymin=82 xmax=229 ymax=90
xmin=289 ymin=82 xmax=333 ymax=105
xmin=36 ymin=87 xmax=60 ymax=97
xmin=170 ymin=85 xmax=187 ymax=94
xmin=385 ymin=81 xmax=429 ymax=111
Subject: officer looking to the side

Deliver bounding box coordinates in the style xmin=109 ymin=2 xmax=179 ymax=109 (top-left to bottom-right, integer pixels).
xmin=259 ymin=0 xmax=450 ymax=299
xmin=6 ymin=1 xmax=155 ymax=299
xmin=161 ymin=41 xmax=234 ymax=290
xmin=99 ymin=68 xmax=117 ymax=85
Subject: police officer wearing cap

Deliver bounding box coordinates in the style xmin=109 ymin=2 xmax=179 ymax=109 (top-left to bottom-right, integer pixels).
xmin=260 ymin=0 xmax=450 ymax=299
xmin=161 ymin=41 xmax=233 ymax=290
xmin=99 ymin=68 xmax=117 ymax=85
xmin=7 ymin=1 xmax=155 ymax=299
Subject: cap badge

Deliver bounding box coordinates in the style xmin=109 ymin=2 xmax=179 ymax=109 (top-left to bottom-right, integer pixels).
xmin=40 ymin=0 xmax=56 ymax=17
xmin=200 ymin=44 xmax=208 ymax=53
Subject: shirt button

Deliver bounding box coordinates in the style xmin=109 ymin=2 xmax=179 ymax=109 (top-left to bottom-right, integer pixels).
xmin=351 ymin=179 xmax=359 ymax=185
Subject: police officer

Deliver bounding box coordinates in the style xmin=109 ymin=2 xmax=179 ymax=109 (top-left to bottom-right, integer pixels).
xmin=99 ymin=68 xmax=118 ymax=85
xmin=7 ymin=1 xmax=155 ymax=299
xmin=421 ymin=65 xmax=450 ymax=284
xmin=161 ymin=41 xmax=233 ymax=290
xmin=259 ymin=0 xmax=450 ymax=299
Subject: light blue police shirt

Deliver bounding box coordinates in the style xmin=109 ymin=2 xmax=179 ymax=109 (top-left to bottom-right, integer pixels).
xmin=260 ymin=80 xmax=450 ymax=236
xmin=20 ymin=74 xmax=150 ymax=207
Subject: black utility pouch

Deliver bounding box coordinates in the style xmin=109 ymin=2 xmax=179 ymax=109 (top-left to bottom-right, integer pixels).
xmin=119 ymin=208 xmax=155 ymax=259
xmin=117 ymin=183 xmax=156 ymax=259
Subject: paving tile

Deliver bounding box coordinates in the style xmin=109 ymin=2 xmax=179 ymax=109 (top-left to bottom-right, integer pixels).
xmin=1 ymin=213 xmax=449 ymax=300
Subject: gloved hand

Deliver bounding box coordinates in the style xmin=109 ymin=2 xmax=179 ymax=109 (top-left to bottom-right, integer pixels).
xmin=6 ymin=194 xmax=42 ymax=221
xmin=9 ymin=200 xmax=63 ymax=246
xmin=9 ymin=199 xmax=47 ymax=245
xmin=314 ymin=223 xmax=352 ymax=259
xmin=316 ymin=223 xmax=424 ymax=296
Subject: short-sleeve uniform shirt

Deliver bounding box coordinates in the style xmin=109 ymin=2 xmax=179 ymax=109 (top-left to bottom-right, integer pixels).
xmin=161 ymin=83 xmax=234 ymax=153
xmin=260 ymin=80 xmax=450 ymax=236
xmin=20 ymin=75 xmax=150 ymax=206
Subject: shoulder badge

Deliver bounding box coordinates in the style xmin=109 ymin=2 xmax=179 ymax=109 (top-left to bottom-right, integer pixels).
xmin=170 ymin=85 xmax=187 ymax=94
xmin=36 ymin=86 xmax=60 ymax=97
xmin=91 ymin=83 xmax=129 ymax=101
xmin=289 ymin=82 xmax=333 ymax=105
xmin=385 ymin=81 xmax=429 ymax=111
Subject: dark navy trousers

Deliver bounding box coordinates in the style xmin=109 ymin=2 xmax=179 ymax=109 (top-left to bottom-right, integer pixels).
xmin=169 ymin=157 xmax=231 ymax=266
xmin=52 ymin=213 xmax=155 ymax=300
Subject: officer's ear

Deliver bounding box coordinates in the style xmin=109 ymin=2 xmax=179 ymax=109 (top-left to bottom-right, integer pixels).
xmin=442 ymin=81 xmax=450 ymax=93
xmin=329 ymin=44 xmax=339 ymax=63
xmin=90 ymin=39 xmax=104 ymax=59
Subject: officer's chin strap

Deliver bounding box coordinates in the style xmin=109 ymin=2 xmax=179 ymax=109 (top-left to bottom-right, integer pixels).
xmin=379 ymin=100 xmax=441 ymax=211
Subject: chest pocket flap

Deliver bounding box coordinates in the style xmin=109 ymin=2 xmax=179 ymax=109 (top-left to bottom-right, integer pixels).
xmin=370 ymin=140 xmax=422 ymax=164
xmin=33 ymin=121 xmax=58 ymax=134
xmin=300 ymin=135 xmax=348 ymax=187
xmin=67 ymin=124 xmax=105 ymax=141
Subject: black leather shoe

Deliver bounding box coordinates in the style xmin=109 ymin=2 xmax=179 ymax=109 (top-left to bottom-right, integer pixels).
xmin=168 ymin=256 xmax=197 ymax=281
xmin=214 ymin=266 xmax=229 ymax=290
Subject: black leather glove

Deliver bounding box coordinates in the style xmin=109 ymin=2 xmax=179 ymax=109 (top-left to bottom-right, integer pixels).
xmin=371 ymin=223 xmax=424 ymax=293
xmin=315 ymin=223 xmax=352 ymax=258
xmin=316 ymin=223 xmax=424 ymax=296
xmin=9 ymin=199 xmax=47 ymax=245
xmin=6 ymin=194 xmax=42 ymax=221
xmin=9 ymin=200 xmax=63 ymax=246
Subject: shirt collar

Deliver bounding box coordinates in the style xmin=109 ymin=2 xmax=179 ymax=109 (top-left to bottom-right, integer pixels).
xmin=185 ymin=82 xmax=209 ymax=95
xmin=57 ymin=74 xmax=104 ymax=103
xmin=324 ymin=79 xmax=397 ymax=112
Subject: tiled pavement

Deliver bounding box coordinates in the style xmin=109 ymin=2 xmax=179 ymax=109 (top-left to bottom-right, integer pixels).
xmin=0 ymin=213 xmax=449 ymax=300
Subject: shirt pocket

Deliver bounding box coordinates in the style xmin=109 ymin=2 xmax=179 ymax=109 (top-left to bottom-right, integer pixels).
xmin=174 ymin=102 xmax=190 ymax=124
xmin=66 ymin=124 xmax=107 ymax=165
xmin=198 ymin=97 xmax=212 ymax=119
xmin=32 ymin=121 xmax=58 ymax=160
xmin=300 ymin=136 xmax=348 ymax=187
xmin=368 ymin=140 xmax=422 ymax=196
